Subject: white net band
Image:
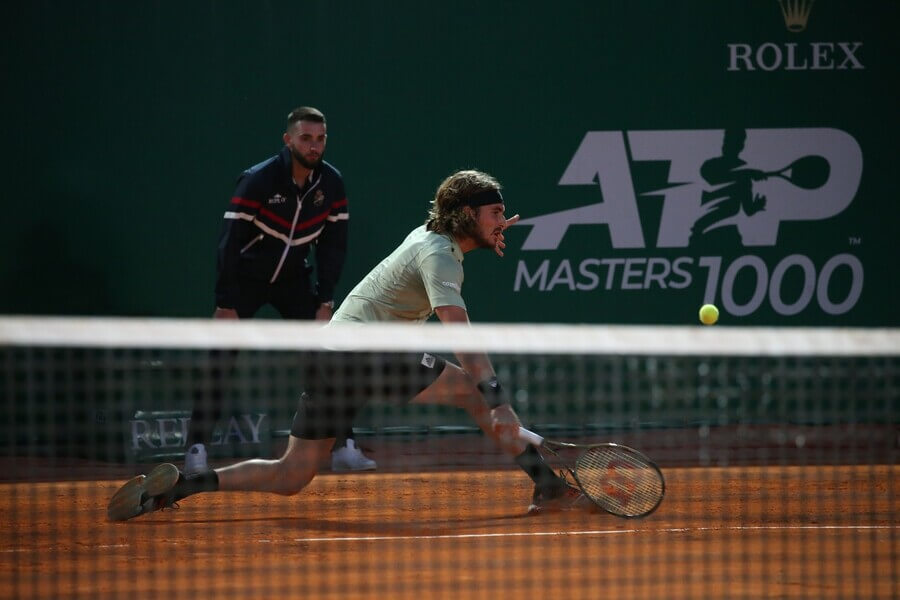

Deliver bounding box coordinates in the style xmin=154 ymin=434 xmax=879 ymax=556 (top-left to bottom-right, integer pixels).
xmin=1 ymin=316 xmax=898 ymax=356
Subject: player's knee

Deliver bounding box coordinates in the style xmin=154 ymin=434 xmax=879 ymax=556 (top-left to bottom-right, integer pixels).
xmin=277 ymin=480 xmax=310 ymax=497
xmin=273 ymin=459 xmax=317 ymax=495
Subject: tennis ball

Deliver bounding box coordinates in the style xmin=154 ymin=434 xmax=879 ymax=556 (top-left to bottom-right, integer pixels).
xmin=699 ymin=304 xmax=719 ymax=325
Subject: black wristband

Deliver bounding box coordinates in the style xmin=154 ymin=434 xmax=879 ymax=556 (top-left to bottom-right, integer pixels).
xmin=477 ymin=376 xmax=507 ymax=409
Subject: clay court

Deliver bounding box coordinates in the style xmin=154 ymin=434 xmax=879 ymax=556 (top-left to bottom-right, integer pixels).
xmin=1 ymin=442 xmax=897 ymax=600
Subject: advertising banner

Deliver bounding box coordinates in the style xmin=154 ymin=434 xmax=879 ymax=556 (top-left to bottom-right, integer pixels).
xmin=1 ymin=1 xmax=895 ymax=326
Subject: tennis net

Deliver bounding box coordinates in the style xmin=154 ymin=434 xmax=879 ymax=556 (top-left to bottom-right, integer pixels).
xmin=0 ymin=316 xmax=897 ymax=599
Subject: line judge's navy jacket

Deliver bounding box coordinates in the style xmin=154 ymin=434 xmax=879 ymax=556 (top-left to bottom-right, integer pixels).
xmin=215 ymin=146 xmax=349 ymax=309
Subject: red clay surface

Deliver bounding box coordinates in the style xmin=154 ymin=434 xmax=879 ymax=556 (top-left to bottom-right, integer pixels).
xmin=1 ymin=455 xmax=897 ymax=599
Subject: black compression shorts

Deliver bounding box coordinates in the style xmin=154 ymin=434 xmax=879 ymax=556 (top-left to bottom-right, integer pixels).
xmin=290 ymin=351 xmax=448 ymax=439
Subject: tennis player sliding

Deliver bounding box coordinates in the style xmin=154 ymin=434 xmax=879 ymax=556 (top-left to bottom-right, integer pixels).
xmin=107 ymin=169 xmax=589 ymax=521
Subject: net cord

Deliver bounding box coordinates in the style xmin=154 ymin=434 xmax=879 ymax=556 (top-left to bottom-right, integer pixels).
xmin=0 ymin=316 xmax=898 ymax=356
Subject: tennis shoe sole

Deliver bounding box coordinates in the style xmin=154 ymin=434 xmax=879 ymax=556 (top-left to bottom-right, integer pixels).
xmin=107 ymin=463 xmax=180 ymax=522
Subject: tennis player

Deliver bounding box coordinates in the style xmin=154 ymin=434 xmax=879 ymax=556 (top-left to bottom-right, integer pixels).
xmin=107 ymin=169 xmax=585 ymax=521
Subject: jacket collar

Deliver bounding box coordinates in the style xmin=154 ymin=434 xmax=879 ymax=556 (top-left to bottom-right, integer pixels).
xmin=278 ymin=146 xmax=319 ymax=188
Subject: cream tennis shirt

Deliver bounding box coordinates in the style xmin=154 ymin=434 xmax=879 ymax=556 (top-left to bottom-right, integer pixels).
xmin=332 ymin=225 xmax=466 ymax=323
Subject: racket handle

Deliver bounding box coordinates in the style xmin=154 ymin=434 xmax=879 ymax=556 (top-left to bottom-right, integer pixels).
xmin=518 ymin=427 xmax=545 ymax=447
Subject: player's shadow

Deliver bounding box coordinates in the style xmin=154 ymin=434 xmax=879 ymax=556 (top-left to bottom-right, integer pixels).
xmin=146 ymin=512 xmax=531 ymax=534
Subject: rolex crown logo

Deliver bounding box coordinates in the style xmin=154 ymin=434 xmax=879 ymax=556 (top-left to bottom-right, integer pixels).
xmin=778 ymin=0 xmax=815 ymax=33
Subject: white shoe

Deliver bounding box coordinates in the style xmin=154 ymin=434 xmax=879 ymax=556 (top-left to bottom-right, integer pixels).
xmin=184 ymin=443 xmax=209 ymax=475
xmin=331 ymin=439 xmax=377 ymax=472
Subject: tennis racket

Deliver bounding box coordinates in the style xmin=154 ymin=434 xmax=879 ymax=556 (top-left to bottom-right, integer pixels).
xmin=518 ymin=427 xmax=665 ymax=518
xmin=764 ymin=155 xmax=830 ymax=189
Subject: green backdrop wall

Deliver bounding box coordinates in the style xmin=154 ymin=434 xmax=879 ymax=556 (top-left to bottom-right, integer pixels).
xmin=2 ymin=1 xmax=897 ymax=325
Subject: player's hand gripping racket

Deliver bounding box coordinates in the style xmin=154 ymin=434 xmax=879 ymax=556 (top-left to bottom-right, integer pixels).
xmin=518 ymin=427 xmax=665 ymax=518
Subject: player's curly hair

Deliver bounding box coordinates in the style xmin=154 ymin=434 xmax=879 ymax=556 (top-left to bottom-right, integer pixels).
xmin=425 ymin=170 xmax=502 ymax=236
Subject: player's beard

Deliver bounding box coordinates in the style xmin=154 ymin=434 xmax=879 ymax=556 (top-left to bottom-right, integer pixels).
xmin=473 ymin=227 xmax=501 ymax=249
xmin=290 ymin=145 xmax=323 ymax=169
xmin=458 ymin=210 xmax=499 ymax=249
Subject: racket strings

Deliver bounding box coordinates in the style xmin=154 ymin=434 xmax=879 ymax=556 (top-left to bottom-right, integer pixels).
xmin=575 ymin=447 xmax=664 ymax=517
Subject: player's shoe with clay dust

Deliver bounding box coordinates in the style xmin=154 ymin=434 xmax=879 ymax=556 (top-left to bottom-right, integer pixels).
xmin=107 ymin=463 xmax=181 ymax=521
xmin=527 ymin=478 xmax=594 ymax=515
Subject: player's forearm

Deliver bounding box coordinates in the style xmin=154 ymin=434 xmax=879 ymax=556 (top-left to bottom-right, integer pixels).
xmin=435 ymin=305 xmax=503 ymax=400
xmin=454 ymin=352 xmax=496 ymax=386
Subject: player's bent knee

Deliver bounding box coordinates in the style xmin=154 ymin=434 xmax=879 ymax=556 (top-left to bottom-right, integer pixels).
xmin=274 ymin=435 xmax=331 ymax=495
xmin=266 ymin=457 xmax=319 ymax=495
xmin=277 ymin=468 xmax=317 ymax=495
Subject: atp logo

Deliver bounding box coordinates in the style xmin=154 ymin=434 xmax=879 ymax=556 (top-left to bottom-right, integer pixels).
xmin=513 ymin=128 xmax=865 ymax=318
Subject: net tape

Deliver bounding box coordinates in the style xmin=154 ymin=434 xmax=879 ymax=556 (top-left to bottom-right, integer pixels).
xmin=1 ymin=317 xmax=898 ymax=356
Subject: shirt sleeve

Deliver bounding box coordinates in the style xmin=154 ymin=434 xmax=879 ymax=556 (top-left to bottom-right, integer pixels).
xmin=418 ymin=250 xmax=467 ymax=311
xmin=313 ymin=176 xmax=349 ymax=303
xmin=214 ymin=172 xmax=263 ymax=308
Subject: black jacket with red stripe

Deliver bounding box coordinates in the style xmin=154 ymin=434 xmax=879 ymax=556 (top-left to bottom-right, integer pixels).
xmin=215 ymin=146 xmax=349 ymax=309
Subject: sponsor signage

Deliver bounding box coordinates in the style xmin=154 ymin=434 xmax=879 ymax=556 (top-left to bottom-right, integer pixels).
xmin=728 ymin=1 xmax=864 ymax=72
xmin=124 ymin=410 xmax=272 ymax=462
xmin=5 ymin=0 xmax=893 ymax=326
xmin=455 ymin=0 xmax=889 ymax=325
xmin=513 ymin=128 xmax=864 ymax=320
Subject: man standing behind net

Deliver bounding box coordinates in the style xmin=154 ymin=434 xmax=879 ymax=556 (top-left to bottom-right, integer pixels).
xmin=186 ymin=106 xmax=375 ymax=475
xmin=110 ymin=169 xmax=585 ymax=521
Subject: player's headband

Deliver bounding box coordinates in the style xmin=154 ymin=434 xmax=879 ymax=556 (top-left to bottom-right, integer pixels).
xmin=462 ymin=189 xmax=504 ymax=208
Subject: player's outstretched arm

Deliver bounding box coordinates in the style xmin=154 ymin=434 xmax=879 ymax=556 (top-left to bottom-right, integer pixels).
xmin=434 ymin=305 xmax=495 ymax=383
xmin=434 ymin=305 xmax=522 ymax=447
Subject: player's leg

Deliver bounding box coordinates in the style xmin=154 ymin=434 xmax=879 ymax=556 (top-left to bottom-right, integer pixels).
xmin=185 ymin=348 xmax=239 ymax=474
xmin=331 ymin=426 xmax=377 ymax=472
xmin=270 ymin=275 xmax=317 ymax=321
xmin=216 ymin=386 xmax=341 ymax=495
xmin=108 ymin=434 xmax=333 ymax=521
xmin=107 ymin=389 xmax=341 ymax=521
xmin=271 ymin=281 xmax=377 ymax=472
xmin=185 ymin=281 xmax=267 ymax=473
xmin=215 ymin=435 xmax=333 ymax=494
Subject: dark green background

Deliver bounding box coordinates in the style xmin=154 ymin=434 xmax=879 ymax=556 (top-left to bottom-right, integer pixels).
xmin=2 ymin=1 xmax=896 ymax=325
